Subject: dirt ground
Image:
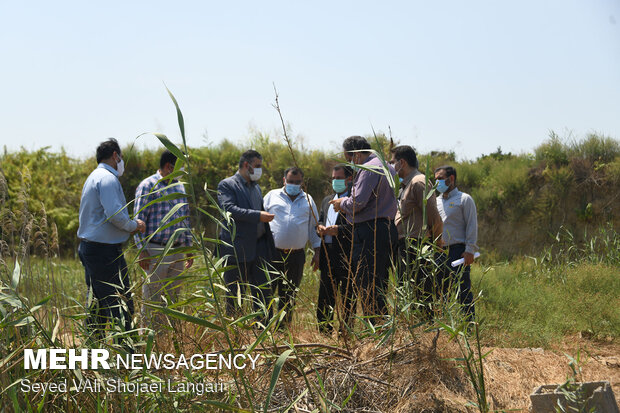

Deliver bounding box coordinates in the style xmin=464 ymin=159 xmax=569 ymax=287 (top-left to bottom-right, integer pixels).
xmin=274 ymin=331 xmax=620 ymax=412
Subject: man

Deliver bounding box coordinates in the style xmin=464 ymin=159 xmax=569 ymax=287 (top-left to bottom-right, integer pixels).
xmin=316 ymin=164 xmax=354 ymax=334
xmin=390 ymin=145 xmax=443 ymax=286
xmin=77 ymin=138 xmax=146 ymax=339
xmin=263 ymin=167 xmax=321 ymax=326
xmin=331 ymin=136 xmax=398 ymax=318
xmin=434 ymin=165 xmax=478 ymax=319
xmin=217 ymin=150 xmax=276 ymax=318
xmin=134 ymin=150 xmax=193 ymax=330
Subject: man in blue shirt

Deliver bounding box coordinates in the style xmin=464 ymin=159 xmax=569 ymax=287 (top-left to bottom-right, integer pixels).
xmin=434 ymin=165 xmax=478 ymax=320
xmin=77 ymin=138 xmax=146 ymax=339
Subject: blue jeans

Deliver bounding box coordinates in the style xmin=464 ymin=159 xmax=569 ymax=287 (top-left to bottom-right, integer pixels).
xmin=78 ymin=241 xmax=134 ymax=335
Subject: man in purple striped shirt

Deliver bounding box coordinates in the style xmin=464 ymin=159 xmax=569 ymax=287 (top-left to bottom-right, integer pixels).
xmin=331 ymin=136 xmax=398 ymax=320
xmin=134 ymin=150 xmax=193 ymax=330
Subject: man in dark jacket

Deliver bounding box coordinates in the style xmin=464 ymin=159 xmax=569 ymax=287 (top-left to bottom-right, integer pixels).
xmin=217 ymin=150 xmax=276 ymax=318
xmin=316 ymin=164 xmax=354 ymax=333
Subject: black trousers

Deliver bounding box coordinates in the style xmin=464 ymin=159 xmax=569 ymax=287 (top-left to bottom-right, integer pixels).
xmin=397 ymin=237 xmax=446 ymax=317
xmin=351 ymin=218 xmax=398 ymax=318
xmin=316 ymin=241 xmax=355 ymax=333
xmin=78 ymin=241 xmax=134 ymax=335
xmin=223 ymin=238 xmax=273 ymax=318
xmin=272 ymin=248 xmax=306 ymax=324
xmin=445 ymin=243 xmax=475 ymax=320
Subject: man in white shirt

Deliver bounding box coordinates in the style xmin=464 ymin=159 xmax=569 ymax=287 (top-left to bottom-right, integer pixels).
xmin=263 ymin=167 xmax=321 ymax=325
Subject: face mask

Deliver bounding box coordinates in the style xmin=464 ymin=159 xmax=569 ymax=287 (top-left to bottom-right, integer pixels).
xmin=249 ymin=167 xmax=262 ymax=181
xmin=285 ymin=183 xmax=301 ymax=196
xmin=436 ymin=179 xmax=449 ymax=193
xmin=332 ymin=179 xmax=347 ymax=194
xmin=116 ymin=156 xmax=125 ymax=177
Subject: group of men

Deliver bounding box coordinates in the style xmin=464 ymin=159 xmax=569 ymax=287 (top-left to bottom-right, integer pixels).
xmin=76 ymin=135 xmax=478 ymax=339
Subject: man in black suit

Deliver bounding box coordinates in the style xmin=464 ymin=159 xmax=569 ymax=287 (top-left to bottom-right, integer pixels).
xmin=316 ymin=164 xmax=354 ymax=334
xmin=217 ymin=150 xmax=276 ymax=318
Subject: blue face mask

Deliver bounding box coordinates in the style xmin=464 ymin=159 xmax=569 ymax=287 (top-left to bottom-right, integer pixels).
xmin=285 ymin=183 xmax=301 ymax=196
xmin=436 ymin=179 xmax=450 ymax=193
xmin=332 ymin=179 xmax=347 ymax=194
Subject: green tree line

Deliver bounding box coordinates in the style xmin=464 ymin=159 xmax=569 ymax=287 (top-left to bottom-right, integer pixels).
xmin=1 ymin=132 xmax=618 ymax=258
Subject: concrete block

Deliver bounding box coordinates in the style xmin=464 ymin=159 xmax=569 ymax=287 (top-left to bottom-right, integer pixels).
xmin=530 ymin=381 xmax=619 ymax=413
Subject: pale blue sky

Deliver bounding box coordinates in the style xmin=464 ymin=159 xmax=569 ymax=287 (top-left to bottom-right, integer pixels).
xmin=1 ymin=1 xmax=618 ymax=160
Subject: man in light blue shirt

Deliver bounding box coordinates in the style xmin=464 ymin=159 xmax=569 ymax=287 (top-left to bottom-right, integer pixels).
xmin=77 ymin=138 xmax=145 ymax=340
xmin=263 ymin=167 xmax=321 ymax=326
xmin=434 ymin=165 xmax=478 ymax=320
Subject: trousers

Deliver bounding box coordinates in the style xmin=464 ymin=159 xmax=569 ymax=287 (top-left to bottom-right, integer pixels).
xmin=78 ymin=240 xmax=134 ymax=335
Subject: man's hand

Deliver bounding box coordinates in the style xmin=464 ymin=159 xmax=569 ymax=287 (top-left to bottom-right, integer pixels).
xmin=311 ymin=252 xmax=320 ymax=271
xmin=329 ymin=198 xmax=345 ymax=212
xmin=462 ymin=252 xmax=475 ymax=266
xmin=184 ymin=254 xmax=194 ymax=270
xmin=324 ymin=225 xmax=338 ymax=236
xmin=317 ymin=225 xmax=326 ymax=236
xmin=260 ymin=211 xmax=275 ymax=222
xmin=138 ymin=250 xmax=151 ymax=271
xmin=133 ymin=219 xmax=146 ymax=234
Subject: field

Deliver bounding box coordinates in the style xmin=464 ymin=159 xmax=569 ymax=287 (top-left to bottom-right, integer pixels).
xmin=1 ymin=242 xmax=619 ymax=412
xmin=1 ymin=96 xmax=619 ymax=412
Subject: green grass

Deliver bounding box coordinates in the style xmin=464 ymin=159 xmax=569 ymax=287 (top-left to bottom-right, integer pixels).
xmin=14 ymin=253 xmax=620 ymax=351
xmin=473 ymin=260 xmax=620 ymax=347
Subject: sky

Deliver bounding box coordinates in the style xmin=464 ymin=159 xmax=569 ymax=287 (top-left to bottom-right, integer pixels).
xmin=0 ymin=1 xmax=619 ymax=161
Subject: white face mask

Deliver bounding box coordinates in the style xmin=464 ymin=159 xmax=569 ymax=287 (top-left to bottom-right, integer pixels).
xmin=116 ymin=156 xmax=125 ymax=177
xmin=249 ymin=167 xmax=262 ymax=182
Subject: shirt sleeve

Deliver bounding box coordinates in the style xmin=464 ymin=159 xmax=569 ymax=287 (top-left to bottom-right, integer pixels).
xmin=99 ymin=175 xmax=138 ymax=234
xmin=133 ymin=180 xmax=151 ymax=249
xmin=426 ymin=192 xmax=443 ymax=245
xmin=462 ymin=194 xmax=478 ymax=254
xmin=307 ymin=196 xmax=321 ymax=249
xmin=339 ymin=168 xmax=380 ymax=215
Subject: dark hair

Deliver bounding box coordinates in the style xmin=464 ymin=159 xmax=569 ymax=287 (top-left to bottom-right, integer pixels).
xmin=238 ymin=149 xmax=262 ymax=169
xmin=391 ymin=145 xmax=418 ymax=169
xmin=434 ymin=165 xmax=457 ymax=180
xmin=160 ymin=150 xmax=177 ymax=169
xmin=96 ymin=138 xmax=121 ymax=163
xmin=342 ymin=135 xmax=371 ymax=154
xmin=333 ymin=164 xmax=353 ymax=178
xmin=284 ymin=166 xmax=304 ymax=178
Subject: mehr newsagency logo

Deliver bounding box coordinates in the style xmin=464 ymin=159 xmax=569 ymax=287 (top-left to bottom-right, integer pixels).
xmin=20 ymin=348 xmax=260 ymax=395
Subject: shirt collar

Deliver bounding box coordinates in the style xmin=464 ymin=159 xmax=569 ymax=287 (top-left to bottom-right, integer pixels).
xmin=443 ymin=187 xmax=460 ymax=199
xmin=363 ymin=153 xmax=376 ymax=164
xmin=98 ymin=163 xmax=118 ymax=177
xmin=234 ymin=171 xmax=253 ymax=187
xmin=156 ymin=170 xmax=177 ymax=184
xmin=401 ymin=169 xmax=421 ymax=187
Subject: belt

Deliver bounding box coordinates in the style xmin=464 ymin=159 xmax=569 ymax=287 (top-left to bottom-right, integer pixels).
xmin=277 ymin=248 xmax=303 ymax=254
xmin=149 ymin=240 xmax=182 ymax=248
xmin=80 ymin=239 xmax=122 ymax=248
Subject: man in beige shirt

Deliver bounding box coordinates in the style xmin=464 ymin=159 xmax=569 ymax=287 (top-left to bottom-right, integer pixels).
xmin=390 ymin=145 xmax=443 ymax=315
